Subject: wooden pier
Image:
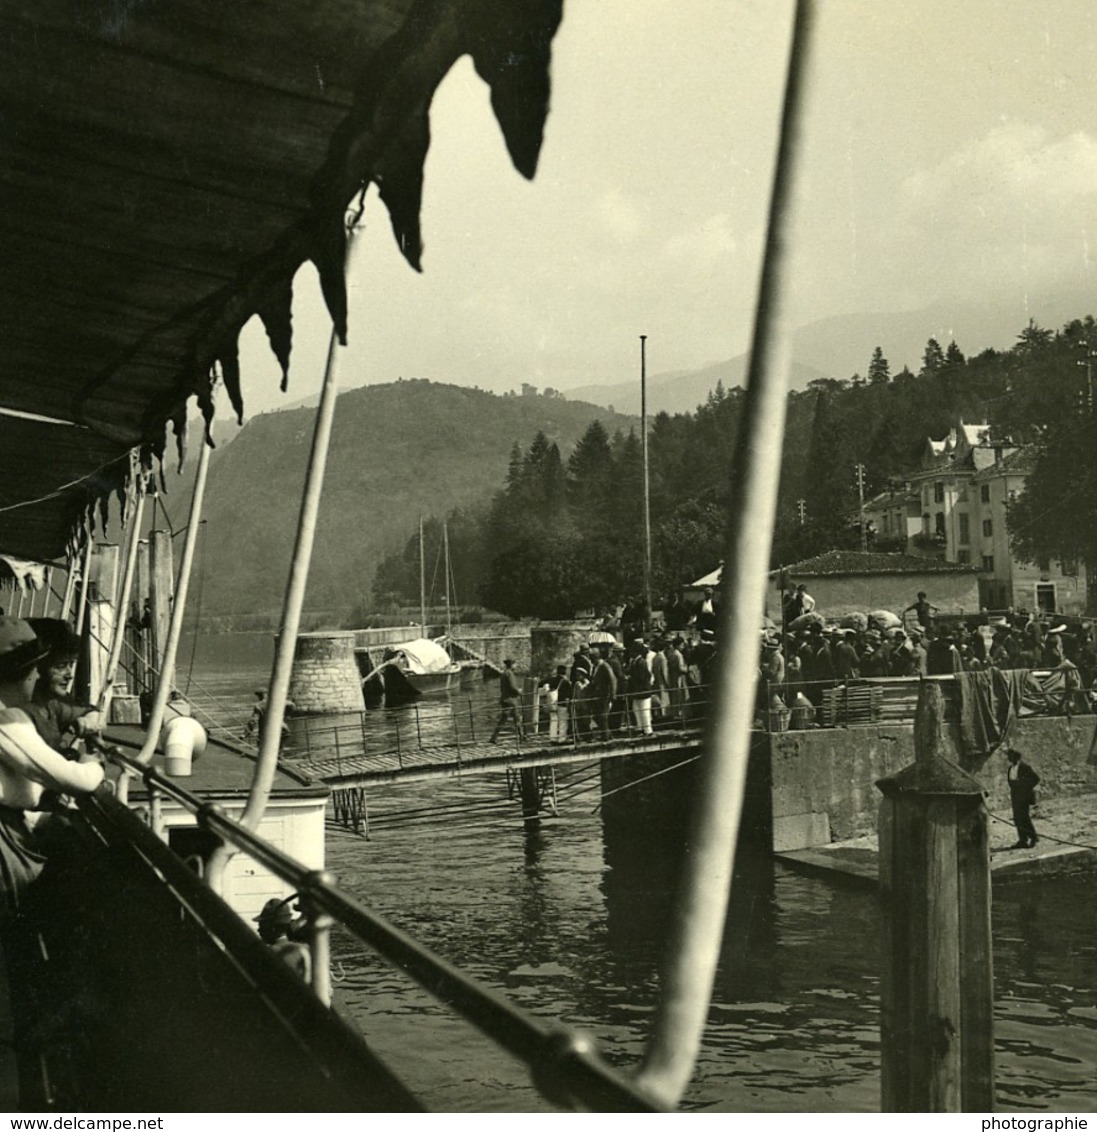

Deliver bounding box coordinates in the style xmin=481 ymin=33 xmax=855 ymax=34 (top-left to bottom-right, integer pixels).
xmin=288 ymin=727 xmax=701 ymax=789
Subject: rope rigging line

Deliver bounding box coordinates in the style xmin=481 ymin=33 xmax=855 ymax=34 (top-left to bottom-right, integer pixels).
xmin=82 ymin=619 xmax=253 ymax=742
xmin=0 ymin=451 xmax=131 ymax=515
xmin=591 ymin=755 xmax=701 ymax=814
xmin=987 ymin=808 xmax=1097 ymax=854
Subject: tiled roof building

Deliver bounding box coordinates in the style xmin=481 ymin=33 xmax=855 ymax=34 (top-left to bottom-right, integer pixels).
xmin=905 ymin=422 xmax=1084 ymax=615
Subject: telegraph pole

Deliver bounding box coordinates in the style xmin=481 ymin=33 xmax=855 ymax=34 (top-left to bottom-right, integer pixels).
xmin=1077 ymin=339 xmax=1096 ymax=412
xmin=640 ymin=334 xmax=653 ymax=629
xmin=854 ymin=464 xmax=867 ymax=550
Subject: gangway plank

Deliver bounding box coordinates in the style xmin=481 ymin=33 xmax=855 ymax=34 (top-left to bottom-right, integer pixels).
xmin=290 ymin=730 xmax=703 ymax=788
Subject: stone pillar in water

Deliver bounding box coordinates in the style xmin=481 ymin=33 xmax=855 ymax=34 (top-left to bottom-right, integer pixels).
xmin=288 ymin=631 xmax=366 ymax=714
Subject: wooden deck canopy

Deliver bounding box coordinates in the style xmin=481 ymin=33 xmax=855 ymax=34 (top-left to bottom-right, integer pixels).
xmin=0 ymin=0 xmax=562 ymax=562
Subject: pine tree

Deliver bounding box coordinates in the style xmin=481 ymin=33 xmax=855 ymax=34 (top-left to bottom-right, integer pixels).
xmin=921 ymin=338 xmax=946 ymax=376
xmin=1014 ymin=318 xmax=1054 ymax=355
xmin=945 ymin=339 xmax=965 ymax=367
xmin=868 ymin=347 xmax=891 ymax=385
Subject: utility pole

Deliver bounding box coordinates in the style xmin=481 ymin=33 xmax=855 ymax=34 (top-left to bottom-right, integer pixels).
xmin=854 ymin=464 xmax=867 ymax=551
xmin=1077 ymin=339 xmax=1096 ymax=413
xmin=640 ymin=334 xmax=653 ymax=630
xmin=418 ymin=514 xmax=426 ymax=632
xmin=796 ymin=498 xmax=807 ymax=525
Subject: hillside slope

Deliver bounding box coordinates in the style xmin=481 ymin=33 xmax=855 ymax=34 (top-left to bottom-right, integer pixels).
xmin=178 ymin=381 xmax=637 ymax=619
xmin=567 ymin=357 xmax=831 ymax=415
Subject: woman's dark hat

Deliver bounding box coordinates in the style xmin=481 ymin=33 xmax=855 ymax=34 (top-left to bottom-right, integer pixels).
xmin=0 ymin=617 xmax=50 ymax=678
xmin=26 ymin=617 xmax=81 ymax=662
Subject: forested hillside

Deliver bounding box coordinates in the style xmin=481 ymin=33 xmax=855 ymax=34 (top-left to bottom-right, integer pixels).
xmin=173 ymin=381 xmax=637 ymax=621
xmin=168 ymin=316 xmax=1097 ymax=625
xmin=376 ymin=316 xmax=1097 ymax=619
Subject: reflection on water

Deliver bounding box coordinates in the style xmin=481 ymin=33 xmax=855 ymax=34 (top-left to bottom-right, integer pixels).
xmin=183 ymin=632 xmax=1097 ymax=1112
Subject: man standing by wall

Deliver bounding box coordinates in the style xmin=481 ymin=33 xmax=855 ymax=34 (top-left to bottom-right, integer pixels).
xmin=1005 ymin=746 xmax=1040 ymax=849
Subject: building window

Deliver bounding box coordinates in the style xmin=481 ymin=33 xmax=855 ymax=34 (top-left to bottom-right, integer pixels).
xmin=958 ymin=513 xmax=970 ymax=544
xmin=1062 ymin=557 xmax=1079 ymax=577
xmin=982 ymin=518 xmax=993 ymax=537
xmin=933 ymin=481 xmax=944 ymax=503
xmin=922 ymin=513 xmax=930 ymax=535
xmin=935 ymin=512 xmax=946 ymax=536
xmin=980 ymin=484 xmax=991 ymax=503
xmin=982 ymin=555 xmax=994 ymax=572
xmin=957 ymin=549 xmax=971 ymax=564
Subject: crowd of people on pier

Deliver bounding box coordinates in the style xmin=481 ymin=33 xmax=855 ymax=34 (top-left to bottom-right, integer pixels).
xmin=486 ymin=581 xmax=1097 ymax=744
xmin=485 ymin=586 xmax=725 ymax=746
xmin=763 ymin=584 xmax=1097 ymax=729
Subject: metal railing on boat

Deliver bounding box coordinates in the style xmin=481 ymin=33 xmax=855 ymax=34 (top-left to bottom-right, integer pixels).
xmin=105 ymin=748 xmax=664 ymax=1112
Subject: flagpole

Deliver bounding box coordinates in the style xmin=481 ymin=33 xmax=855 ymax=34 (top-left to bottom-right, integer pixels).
xmin=641 ymin=334 xmax=652 ymax=630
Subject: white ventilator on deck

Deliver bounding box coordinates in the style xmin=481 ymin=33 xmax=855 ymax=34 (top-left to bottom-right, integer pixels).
xmin=162 ymin=712 xmax=208 ymax=777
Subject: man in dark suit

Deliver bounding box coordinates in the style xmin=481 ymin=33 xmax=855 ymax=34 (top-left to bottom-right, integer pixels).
xmin=1005 ymin=746 xmax=1040 ymax=848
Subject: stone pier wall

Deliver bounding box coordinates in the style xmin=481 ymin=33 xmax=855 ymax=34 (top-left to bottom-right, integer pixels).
xmin=769 ymin=714 xmax=1097 ymax=851
xmin=288 ymin=631 xmax=365 ymax=715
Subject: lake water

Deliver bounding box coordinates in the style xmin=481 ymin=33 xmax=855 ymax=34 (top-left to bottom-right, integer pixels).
xmin=181 ymin=632 xmax=1097 ymax=1113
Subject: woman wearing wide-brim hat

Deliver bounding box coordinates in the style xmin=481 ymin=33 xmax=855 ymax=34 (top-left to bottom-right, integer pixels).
xmin=24 ymin=617 xmax=98 ymax=755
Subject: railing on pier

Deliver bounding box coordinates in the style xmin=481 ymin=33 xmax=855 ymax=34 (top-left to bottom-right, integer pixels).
xmin=105 ymin=749 xmax=663 ymax=1113
xmin=280 ymin=664 xmax=1096 ymax=781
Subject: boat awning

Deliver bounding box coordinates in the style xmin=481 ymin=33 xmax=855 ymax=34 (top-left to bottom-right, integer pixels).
xmin=392 ymin=637 xmax=455 ymax=674
xmin=0 ymin=0 xmax=563 ymax=562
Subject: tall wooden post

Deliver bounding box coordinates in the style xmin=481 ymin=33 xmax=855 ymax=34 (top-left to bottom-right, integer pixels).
xmin=148 ymin=528 xmax=173 ymax=679
xmin=523 ymin=675 xmax=541 ymax=736
xmin=133 ymin=539 xmax=151 ymax=695
xmin=518 ymin=767 xmax=541 ymax=821
xmin=82 ymin=544 xmax=120 ymax=706
xmin=876 ymin=682 xmax=994 ymax=1112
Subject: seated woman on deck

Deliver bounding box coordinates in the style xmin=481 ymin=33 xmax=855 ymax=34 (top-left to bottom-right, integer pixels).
xmin=0 ymin=618 xmax=105 ymax=1107
xmin=24 ymin=618 xmax=99 ymax=756
xmin=0 ymin=616 xmax=105 ymax=877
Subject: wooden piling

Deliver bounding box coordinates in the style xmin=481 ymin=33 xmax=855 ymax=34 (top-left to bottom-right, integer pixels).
xmin=148 ymin=529 xmax=173 ymax=676
xmin=876 ymin=681 xmax=994 ymax=1112
xmin=518 ymin=766 xmax=541 ymax=821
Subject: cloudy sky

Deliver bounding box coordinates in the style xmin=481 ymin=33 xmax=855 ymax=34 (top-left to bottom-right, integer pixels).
xmin=238 ymin=0 xmax=1097 ymax=413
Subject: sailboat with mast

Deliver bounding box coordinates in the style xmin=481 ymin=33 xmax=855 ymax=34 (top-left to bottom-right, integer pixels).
xmin=360 ymin=516 xmax=462 ymax=701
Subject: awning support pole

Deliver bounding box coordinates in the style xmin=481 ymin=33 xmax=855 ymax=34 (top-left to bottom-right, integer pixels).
xmin=99 ymin=456 xmax=146 ymax=716
xmin=60 ymin=558 xmax=77 ymax=623
xmin=236 ymin=218 xmax=361 ymax=844
xmin=118 ymin=424 xmax=211 ymax=807
xmin=634 ymin=0 xmax=815 ymax=1108
xmin=73 ymin=536 xmax=94 ymax=637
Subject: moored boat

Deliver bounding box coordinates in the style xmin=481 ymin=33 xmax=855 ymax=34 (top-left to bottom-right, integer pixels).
xmin=378 ymin=636 xmax=462 ymax=699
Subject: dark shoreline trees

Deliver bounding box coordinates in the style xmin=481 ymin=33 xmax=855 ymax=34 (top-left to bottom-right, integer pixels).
xmin=372 ymin=315 xmax=1097 ymax=619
